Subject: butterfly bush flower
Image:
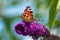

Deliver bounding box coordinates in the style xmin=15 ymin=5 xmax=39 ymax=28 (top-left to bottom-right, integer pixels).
xmin=14 ymin=21 xmax=50 ymax=40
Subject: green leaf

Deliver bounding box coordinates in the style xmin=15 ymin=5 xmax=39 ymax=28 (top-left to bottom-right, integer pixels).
xmin=46 ymin=0 xmax=52 ymax=7
xmin=55 ymin=20 xmax=60 ymax=27
xmin=49 ymin=0 xmax=58 ymax=28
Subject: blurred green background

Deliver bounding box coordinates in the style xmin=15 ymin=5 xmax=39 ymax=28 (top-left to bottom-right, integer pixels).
xmin=0 ymin=0 xmax=60 ymax=40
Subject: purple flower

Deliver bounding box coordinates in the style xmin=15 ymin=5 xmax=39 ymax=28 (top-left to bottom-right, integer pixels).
xmin=14 ymin=21 xmax=50 ymax=40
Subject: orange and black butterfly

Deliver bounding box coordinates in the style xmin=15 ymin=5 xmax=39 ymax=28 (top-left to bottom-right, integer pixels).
xmin=21 ymin=6 xmax=40 ymax=22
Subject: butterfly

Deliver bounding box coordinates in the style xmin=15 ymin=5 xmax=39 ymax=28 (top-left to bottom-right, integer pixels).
xmin=21 ymin=6 xmax=43 ymax=22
